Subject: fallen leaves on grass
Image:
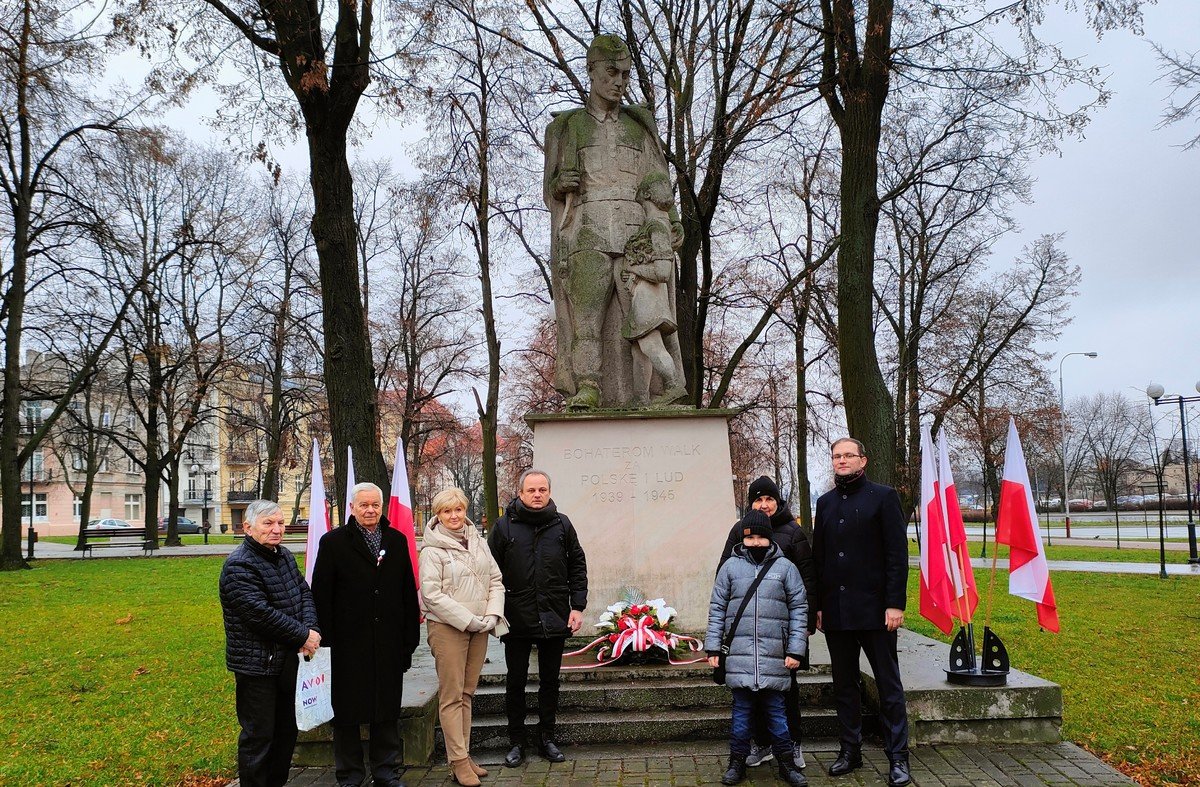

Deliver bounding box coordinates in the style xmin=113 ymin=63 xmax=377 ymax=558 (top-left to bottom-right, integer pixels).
xmin=115 ymin=613 xmax=134 ymax=625
xmin=179 ymin=772 xmax=232 ymax=786
xmin=132 ymin=666 xmax=149 ymax=676
xmin=1091 ymin=743 xmax=1200 ymax=786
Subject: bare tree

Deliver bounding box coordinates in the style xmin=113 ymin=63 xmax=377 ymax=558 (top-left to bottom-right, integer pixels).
xmin=0 ymin=0 xmax=154 ymax=568
xmin=1152 ymin=43 xmax=1200 ymax=150
xmin=226 ymin=173 xmax=324 ymax=501
xmin=98 ymin=133 xmax=254 ymax=548
xmin=124 ymin=0 xmax=399 ymax=496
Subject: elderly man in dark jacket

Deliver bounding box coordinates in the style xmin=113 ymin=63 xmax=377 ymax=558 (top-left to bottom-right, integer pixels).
xmin=718 ymin=476 xmax=816 ymax=770
xmin=813 ymin=438 xmax=911 ymax=787
xmin=220 ymin=499 xmax=321 ymax=787
xmin=312 ymin=482 xmax=421 ymax=787
xmin=488 ymin=469 xmax=588 ymax=767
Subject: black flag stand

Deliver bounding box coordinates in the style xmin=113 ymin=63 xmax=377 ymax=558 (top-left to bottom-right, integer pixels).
xmin=945 ymin=622 xmax=1009 ymax=686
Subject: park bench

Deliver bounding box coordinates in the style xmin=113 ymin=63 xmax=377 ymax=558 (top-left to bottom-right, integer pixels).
xmin=80 ymin=528 xmax=155 ymax=557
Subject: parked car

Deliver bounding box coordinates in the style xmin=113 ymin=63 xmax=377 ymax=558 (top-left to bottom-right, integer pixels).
xmin=1091 ymin=500 xmax=1108 ymax=511
xmin=1066 ymin=498 xmax=1093 ymax=511
xmin=88 ymin=518 xmax=135 ymax=529
xmin=1115 ymin=495 xmax=1146 ymax=510
xmin=158 ymin=516 xmax=202 ymax=534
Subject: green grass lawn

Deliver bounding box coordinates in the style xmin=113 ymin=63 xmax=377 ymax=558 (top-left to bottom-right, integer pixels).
xmin=905 ymin=570 xmax=1200 ymax=785
xmin=2 ymin=557 xmax=1197 ymax=785
xmin=906 ymin=539 xmax=1194 ymax=564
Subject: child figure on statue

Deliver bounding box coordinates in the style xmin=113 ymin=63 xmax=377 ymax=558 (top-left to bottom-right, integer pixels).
xmin=620 ymin=171 xmax=687 ymax=406
xmin=705 ymin=510 xmax=808 ymax=785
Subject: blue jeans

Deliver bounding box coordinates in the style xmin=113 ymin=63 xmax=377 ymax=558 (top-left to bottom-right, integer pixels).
xmin=730 ymin=687 xmax=791 ymax=758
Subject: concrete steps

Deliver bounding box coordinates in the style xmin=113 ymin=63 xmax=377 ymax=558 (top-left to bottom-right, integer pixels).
xmin=438 ymin=658 xmax=849 ymax=753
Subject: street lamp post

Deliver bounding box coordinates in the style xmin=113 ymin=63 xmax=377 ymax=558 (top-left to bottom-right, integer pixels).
xmin=1058 ymin=352 xmax=1098 ymax=540
xmin=190 ymin=459 xmax=217 ymax=545
xmin=1146 ymin=381 xmax=1200 ymax=564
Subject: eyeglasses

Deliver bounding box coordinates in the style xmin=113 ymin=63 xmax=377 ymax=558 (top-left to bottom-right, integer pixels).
xmin=831 ymin=453 xmax=862 ymax=460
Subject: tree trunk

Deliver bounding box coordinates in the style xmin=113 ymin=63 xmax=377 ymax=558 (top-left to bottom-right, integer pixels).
xmin=163 ymin=454 xmax=182 ymax=547
xmin=794 ymin=326 xmax=812 ymax=529
xmin=73 ymin=470 xmax=97 ymax=551
xmin=835 ymin=100 xmax=896 ymax=487
xmin=306 ymin=121 xmax=389 ymax=501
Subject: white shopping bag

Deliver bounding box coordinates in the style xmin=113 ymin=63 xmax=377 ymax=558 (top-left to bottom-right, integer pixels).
xmin=295 ymin=647 xmax=334 ymax=731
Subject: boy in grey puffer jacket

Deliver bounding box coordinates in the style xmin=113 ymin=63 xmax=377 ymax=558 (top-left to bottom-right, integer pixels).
xmin=706 ymin=511 xmax=808 ymax=786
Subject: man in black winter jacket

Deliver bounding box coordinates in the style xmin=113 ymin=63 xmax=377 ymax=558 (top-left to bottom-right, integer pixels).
xmin=717 ymin=476 xmax=815 ymax=771
xmin=813 ymin=438 xmax=911 ymax=787
xmin=219 ymin=500 xmax=321 ymax=787
xmin=489 ymin=469 xmax=588 ymax=768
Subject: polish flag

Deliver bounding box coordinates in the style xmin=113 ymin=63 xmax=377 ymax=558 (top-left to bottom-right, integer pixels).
xmin=387 ymin=438 xmax=420 ymax=596
xmin=937 ymin=430 xmax=979 ymax=621
xmin=995 ymin=418 xmax=1060 ymax=632
xmin=344 ymin=446 xmax=356 ymax=523
xmin=304 ymin=439 xmax=330 ymax=586
xmin=918 ymin=426 xmax=956 ymax=634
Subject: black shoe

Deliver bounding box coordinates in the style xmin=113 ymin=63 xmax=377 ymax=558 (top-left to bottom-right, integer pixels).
xmin=827 ymin=749 xmax=863 ymax=777
xmin=888 ymin=758 xmax=912 ymax=786
xmin=777 ymin=759 xmax=808 ymax=786
xmin=503 ymin=744 xmax=525 ymax=768
xmin=538 ymin=734 xmax=566 ymax=763
xmin=721 ymin=755 xmax=747 ymax=785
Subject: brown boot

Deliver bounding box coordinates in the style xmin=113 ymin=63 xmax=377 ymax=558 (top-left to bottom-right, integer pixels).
xmin=469 ymin=757 xmax=488 ymax=778
xmin=451 ymin=757 xmax=482 ymax=786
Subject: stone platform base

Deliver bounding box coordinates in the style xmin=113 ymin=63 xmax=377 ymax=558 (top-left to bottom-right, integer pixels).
xmin=527 ymin=409 xmax=739 ymax=631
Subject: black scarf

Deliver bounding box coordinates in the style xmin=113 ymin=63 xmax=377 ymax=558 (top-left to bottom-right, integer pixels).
xmin=509 ymin=497 xmax=560 ymax=527
xmin=833 ymin=470 xmax=866 ymax=493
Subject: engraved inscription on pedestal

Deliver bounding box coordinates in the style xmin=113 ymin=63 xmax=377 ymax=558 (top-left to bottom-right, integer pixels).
xmin=531 ymin=413 xmax=737 ymax=631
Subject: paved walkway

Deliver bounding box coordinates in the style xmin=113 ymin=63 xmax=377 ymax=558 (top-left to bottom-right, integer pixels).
xmin=268 ymin=740 xmax=1133 ymax=786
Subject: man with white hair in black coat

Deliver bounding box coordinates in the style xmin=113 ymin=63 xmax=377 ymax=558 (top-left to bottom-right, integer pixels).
xmin=220 ymin=499 xmax=321 ymax=787
xmin=312 ymin=482 xmax=421 ymax=787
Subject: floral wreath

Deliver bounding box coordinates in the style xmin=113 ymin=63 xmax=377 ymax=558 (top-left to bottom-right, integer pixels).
xmin=564 ymin=596 xmax=707 ymax=667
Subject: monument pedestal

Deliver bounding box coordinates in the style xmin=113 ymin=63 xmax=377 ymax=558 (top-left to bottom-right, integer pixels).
xmin=528 ymin=410 xmax=738 ymax=632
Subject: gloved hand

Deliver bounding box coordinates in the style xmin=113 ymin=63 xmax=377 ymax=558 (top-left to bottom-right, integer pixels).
xmin=482 ymin=615 xmax=499 ymax=631
xmin=465 ymin=616 xmax=487 ymax=633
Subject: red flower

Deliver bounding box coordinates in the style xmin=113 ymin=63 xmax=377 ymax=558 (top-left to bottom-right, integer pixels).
xmin=608 ymin=634 xmax=618 ymax=643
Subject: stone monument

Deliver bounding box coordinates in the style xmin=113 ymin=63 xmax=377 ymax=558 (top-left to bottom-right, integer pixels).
xmin=531 ymin=36 xmax=738 ymax=632
xmin=544 ymin=34 xmax=688 ymax=411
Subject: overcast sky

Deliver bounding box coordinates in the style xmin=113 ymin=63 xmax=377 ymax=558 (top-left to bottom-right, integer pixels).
xmin=160 ymin=2 xmax=1200 ymax=410
xmin=990 ymin=2 xmax=1200 ymax=405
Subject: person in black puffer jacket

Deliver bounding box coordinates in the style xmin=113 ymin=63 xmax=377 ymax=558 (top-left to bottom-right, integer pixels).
xmin=219 ymin=500 xmax=320 ymax=787
xmin=488 ymin=469 xmax=588 ymax=768
xmin=717 ymin=476 xmax=816 ymax=772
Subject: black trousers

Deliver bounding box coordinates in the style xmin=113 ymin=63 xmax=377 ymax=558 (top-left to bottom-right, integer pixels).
xmin=824 ymin=629 xmax=909 ymax=760
xmin=332 ymin=720 xmax=401 ymax=787
xmin=234 ymin=656 xmax=299 ymax=787
xmin=503 ymin=635 xmax=566 ymax=744
xmin=751 ymin=669 xmax=802 ymax=748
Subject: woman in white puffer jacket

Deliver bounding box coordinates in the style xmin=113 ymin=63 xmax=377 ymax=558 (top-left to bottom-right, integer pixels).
xmin=419 ymin=487 xmax=507 ymax=786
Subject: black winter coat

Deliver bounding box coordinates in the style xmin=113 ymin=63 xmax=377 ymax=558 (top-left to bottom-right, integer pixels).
xmin=488 ymin=498 xmax=588 ymax=638
xmin=219 ymin=538 xmax=318 ymax=676
xmin=719 ymin=504 xmax=817 ymax=634
xmin=812 ymin=474 xmax=908 ymax=631
xmin=311 ymin=518 xmax=421 ymax=723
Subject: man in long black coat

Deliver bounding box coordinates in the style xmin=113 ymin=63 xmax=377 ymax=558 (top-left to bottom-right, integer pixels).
xmin=312 ymin=482 xmax=420 ymax=787
xmin=813 ymin=438 xmax=911 ymax=787
xmin=489 ymin=469 xmax=588 ymax=768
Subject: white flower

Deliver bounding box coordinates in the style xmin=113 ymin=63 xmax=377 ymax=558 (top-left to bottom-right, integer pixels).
xmin=645 ymin=598 xmax=667 ymax=610
xmin=598 ymin=611 xmax=614 ymax=622
xmin=656 ymin=605 xmax=677 ymax=627
xmin=607 ymin=601 xmax=627 ymax=614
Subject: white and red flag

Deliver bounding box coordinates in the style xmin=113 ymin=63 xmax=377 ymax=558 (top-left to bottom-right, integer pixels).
xmin=995 ymin=418 xmax=1060 ymax=632
xmin=918 ymin=426 xmax=956 ymax=634
xmin=304 ymin=439 xmax=330 ymax=586
xmin=344 ymin=446 xmax=356 ymax=522
xmin=937 ymin=430 xmax=979 ymax=621
xmin=387 ymin=438 xmax=420 ymax=596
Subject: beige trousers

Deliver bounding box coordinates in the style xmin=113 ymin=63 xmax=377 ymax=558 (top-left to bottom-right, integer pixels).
xmin=427 ymin=619 xmax=490 ymax=763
